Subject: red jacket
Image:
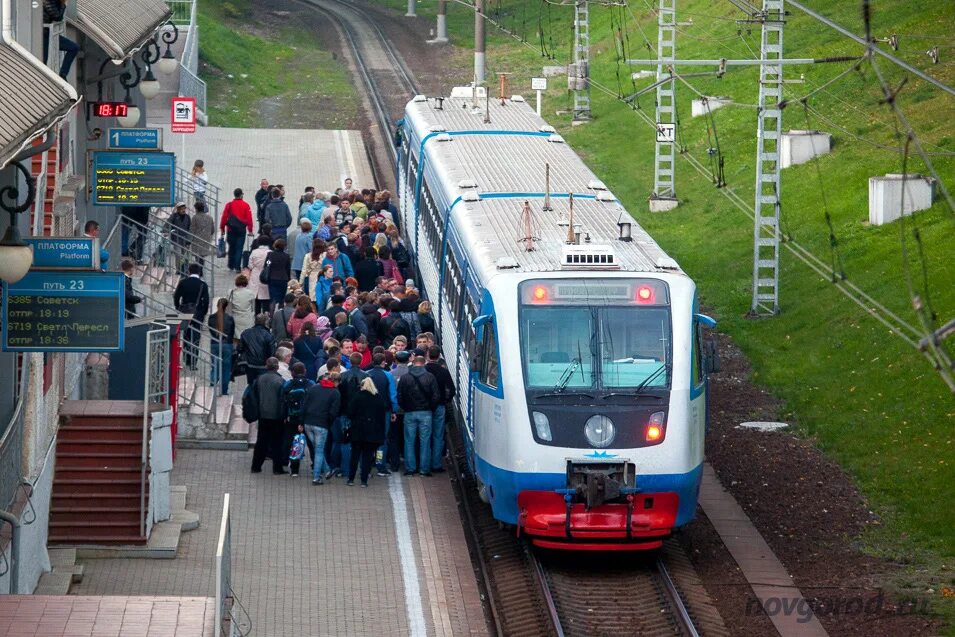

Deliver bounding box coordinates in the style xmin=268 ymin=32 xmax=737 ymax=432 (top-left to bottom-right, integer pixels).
xmin=219 ymin=198 xmax=254 ymax=234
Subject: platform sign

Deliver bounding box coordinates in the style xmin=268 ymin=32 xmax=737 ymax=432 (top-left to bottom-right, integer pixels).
xmin=171 ymin=96 xmax=196 ymax=133
xmin=23 ymin=237 xmax=100 ymax=270
xmin=92 ymin=151 xmax=175 ymax=207
xmin=531 ymin=77 xmax=548 ymax=91
xmin=108 ymin=128 xmax=162 ymax=150
xmin=656 ymin=123 xmax=676 ymax=143
xmin=2 ymin=271 xmax=125 ymax=352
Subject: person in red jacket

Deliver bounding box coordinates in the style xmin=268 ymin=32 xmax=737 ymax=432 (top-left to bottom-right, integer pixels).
xmin=220 ymin=188 xmax=255 ymax=273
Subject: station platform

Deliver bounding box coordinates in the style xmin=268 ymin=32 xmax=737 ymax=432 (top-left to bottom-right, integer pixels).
xmin=68 ymin=449 xmax=489 ymax=636
xmin=158 ymin=125 xmax=376 ymax=200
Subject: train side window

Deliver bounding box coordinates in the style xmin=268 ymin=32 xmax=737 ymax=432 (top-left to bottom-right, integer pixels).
xmin=480 ymin=322 xmax=500 ymax=389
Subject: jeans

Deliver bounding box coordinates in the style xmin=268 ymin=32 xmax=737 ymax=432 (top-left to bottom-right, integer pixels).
xmin=226 ymin=232 xmax=245 ymax=271
xmin=431 ymin=404 xmax=446 ymax=470
xmin=210 ymin=342 xmax=233 ymax=395
xmin=403 ymin=411 xmax=432 ymax=474
xmin=194 ymin=191 xmax=206 ymax=205
xmin=42 ymin=29 xmax=79 ymax=78
xmin=331 ymin=416 xmax=352 ymax=475
xmin=304 ymin=425 xmax=331 ymax=480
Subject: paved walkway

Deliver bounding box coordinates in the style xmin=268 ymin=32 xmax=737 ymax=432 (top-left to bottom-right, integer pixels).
xmin=159 ymin=125 xmax=376 ymax=203
xmin=69 ymin=448 xmax=488 ymax=637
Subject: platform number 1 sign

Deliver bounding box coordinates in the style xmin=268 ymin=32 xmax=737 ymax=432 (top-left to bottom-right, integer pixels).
xmin=171 ymin=97 xmax=197 ymax=134
xmin=656 ymin=123 xmax=676 ymax=143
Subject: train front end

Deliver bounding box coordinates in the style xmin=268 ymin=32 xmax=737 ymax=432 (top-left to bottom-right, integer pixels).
xmin=477 ymin=274 xmax=710 ymax=551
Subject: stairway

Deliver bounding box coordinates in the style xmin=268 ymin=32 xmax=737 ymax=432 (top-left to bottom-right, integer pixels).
xmin=49 ymin=402 xmax=149 ymax=546
xmin=29 ymin=142 xmax=57 ymax=237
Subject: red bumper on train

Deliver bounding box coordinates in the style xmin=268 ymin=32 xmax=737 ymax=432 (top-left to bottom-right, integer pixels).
xmin=517 ymin=491 xmax=680 ymax=551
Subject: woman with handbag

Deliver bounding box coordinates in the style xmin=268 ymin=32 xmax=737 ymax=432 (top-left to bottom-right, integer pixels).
xmin=265 ymin=238 xmax=292 ymax=313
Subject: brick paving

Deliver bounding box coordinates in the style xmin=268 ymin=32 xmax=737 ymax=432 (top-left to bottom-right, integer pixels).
xmin=0 ymin=596 xmax=215 ymax=637
xmin=70 ymin=448 xmax=488 ymax=637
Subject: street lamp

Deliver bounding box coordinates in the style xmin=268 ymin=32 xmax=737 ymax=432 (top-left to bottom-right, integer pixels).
xmin=138 ymin=37 xmax=163 ymax=99
xmin=0 ymin=162 xmax=35 ymax=284
xmin=156 ymin=22 xmax=179 ymax=75
xmin=117 ymin=64 xmax=142 ymax=127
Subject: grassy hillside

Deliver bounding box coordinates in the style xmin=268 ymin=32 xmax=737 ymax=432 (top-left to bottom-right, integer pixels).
xmin=382 ymin=0 xmax=955 ymax=615
xmin=197 ymin=0 xmax=359 ymax=128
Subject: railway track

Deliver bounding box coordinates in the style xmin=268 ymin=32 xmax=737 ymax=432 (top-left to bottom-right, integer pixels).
xmin=297 ymin=0 xmax=420 ymax=186
xmin=294 ymin=4 xmax=729 ymax=634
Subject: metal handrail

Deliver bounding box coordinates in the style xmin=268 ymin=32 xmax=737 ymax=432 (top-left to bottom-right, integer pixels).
xmin=148 ymin=208 xmax=217 ymax=254
xmin=173 ymin=166 xmax=221 ymax=217
xmin=0 ymin=355 xmax=30 ymax=510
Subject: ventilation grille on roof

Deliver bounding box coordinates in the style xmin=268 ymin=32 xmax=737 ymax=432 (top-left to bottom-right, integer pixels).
xmin=561 ymin=245 xmax=620 ymax=270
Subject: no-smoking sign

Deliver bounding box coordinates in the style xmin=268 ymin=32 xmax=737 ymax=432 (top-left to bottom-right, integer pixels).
xmin=171 ymin=97 xmax=196 ymax=133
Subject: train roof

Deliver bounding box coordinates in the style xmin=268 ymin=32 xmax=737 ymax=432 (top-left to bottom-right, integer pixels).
xmin=402 ymin=91 xmax=685 ymax=283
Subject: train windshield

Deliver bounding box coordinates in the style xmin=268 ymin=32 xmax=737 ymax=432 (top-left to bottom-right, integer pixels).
xmin=518 ymin=279 xmax=672 ymax=391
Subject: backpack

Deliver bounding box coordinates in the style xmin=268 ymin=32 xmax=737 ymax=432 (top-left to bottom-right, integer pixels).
xmin=241 ymin=383 xmax=259 ymax=423
xmin=284 ymin=378 xmax=310 ymax=422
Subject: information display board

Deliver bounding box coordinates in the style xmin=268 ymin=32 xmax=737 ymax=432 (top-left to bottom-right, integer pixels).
xmin=92 ymin=151 xmax=175 ymax=207
xmin=1 ymin=271 xmax=125 ymax=352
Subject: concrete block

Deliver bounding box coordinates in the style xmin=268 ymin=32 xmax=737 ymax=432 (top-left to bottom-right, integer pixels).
xmin=151 ymin=416 xmax=173 ymax=474
xmin=631 ymin=70 xmax=655 ymax=80
xmin=868 ymin=173 xmax=935 ymax=226
xmin=649 ymin=196 xmax=680 ymax=213
xmin=542 ymin=65 xmax=567 ymax=78
xmin=691 ymin=97 xmax=731 ymax=118
xmin=780 ymin=129 xmax=832 ymax=168
xmin=151 ymin=470 xmax=171 ymax=523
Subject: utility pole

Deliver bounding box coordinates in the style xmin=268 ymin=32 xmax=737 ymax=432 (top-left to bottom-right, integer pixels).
xmin=750 ymin=0 xmax=785 ymax=316
xmin=475 ymin=0 xmax=486 ymax=84
xmin=650 ymin=0 xmax=678 ymax=212
xmin=436 ymin=0 xmax=448 ymax=43
xmin=570 ymin=1 xmax=591 ymax=122
xmin=405 ymin=0 xmax=416 ymax=17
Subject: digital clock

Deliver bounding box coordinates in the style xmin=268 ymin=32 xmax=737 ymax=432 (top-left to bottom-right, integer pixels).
xmin=91 ymin=102 xmax=130 ymax=118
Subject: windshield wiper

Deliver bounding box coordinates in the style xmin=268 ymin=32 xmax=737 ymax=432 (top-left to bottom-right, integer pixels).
xmin=602 ymin=363 xmax=670 ymax=399
xmin=601 ymin=391 xmax=664 ymax=399
xmin=553 ymin=357 xmax=581 ymax=393
xmin=535 ymin=391 xmax=596 ymax=400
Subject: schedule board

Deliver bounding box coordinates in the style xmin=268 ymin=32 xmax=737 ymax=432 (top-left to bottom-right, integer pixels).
xmin=1 ymin=271 xmax=125 ymax=352
xmin=92 ymin=151 xmax=175 ymax=206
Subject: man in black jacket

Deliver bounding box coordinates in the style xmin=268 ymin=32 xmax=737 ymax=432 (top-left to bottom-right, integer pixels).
xmin=121 ymin=258 xmax=142 ymax=319
xmin=397 ymin=356 xmax=440 ymax=476
xmin=173 ymin=263 xmax=209 ymax=370
xmin=239 ymin=313 xmax=274 ymax=386
xmin=254 ymin=179 xmax=270 ymax=228
xmin=251 ymin=357 xmax=288 ymax=474
xmin=425 ymin=346 xmax=456 ymax=473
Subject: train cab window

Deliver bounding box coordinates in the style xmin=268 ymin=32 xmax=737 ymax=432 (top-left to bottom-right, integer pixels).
xmin=479 ymin=322 xmax=500 ymax=388
xmin=692 ymin=322 xmax=703 ymax=387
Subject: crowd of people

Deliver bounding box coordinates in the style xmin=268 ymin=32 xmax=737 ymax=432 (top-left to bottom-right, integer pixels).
xmin=164 ymin=174 xmax=454 ymax=487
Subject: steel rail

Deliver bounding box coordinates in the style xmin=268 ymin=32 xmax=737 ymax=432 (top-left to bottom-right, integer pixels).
xmin=527 ymin=550 xmax=566 ymax=637
xmin=656 ymin=558 xmax=700 ymax=637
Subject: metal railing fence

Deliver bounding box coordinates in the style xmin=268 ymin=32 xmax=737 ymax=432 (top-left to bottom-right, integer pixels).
xmin=141 ymin=322 xmax=171 ymax=537
xmin=0 ymin=356 xmax=28 ymax=513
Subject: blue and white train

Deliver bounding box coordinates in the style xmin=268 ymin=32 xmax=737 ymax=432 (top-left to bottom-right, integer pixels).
xmin=395 ymin=88 xmax=716 ymax=550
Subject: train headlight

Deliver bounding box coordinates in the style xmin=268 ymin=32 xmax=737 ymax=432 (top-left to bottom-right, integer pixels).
xmin=584 ymin=415 xmax=615 ymax=448
xmin=532 ymin=411 xmax=552 ymax=441
xmin=646 ymin=411 xmax=666 ymax=444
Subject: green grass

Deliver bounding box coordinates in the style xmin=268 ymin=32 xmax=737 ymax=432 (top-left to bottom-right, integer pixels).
xmin=197 ymin=0 xmax=359 ymax=128
xmin=385 ymin=0 xmax=955 ymax=626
